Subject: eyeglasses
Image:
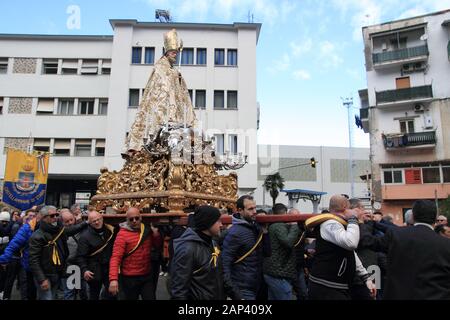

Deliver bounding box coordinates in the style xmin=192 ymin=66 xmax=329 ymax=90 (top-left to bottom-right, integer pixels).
xmin=48 ymin=213 xmax=59 ymax=218
xmin=128 ymin=216 xmax=141 ymax=222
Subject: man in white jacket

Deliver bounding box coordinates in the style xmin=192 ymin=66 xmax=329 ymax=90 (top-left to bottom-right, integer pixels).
xmin=308 ymin=195 xmax=377 ymax=300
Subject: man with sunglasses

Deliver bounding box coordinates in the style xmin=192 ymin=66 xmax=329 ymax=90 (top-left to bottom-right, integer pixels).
xmin=109 ymin=207 xmax=160 ymax=300
xmin=436 ymin=215 xmax=448 ymax=227
xmin=77 ymin=210 xmax=116 ymax=300
xmin=28 ymin=206 xmax=88 ymax=300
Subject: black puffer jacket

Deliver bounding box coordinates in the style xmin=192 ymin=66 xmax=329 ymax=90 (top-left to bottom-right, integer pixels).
xmin=76 ymin=224 xmax=116 ymax=281
xmin=170 ymin=228 xmax=237 ymax=300
xmin=29 ymin=220 xmax=88 ymax=283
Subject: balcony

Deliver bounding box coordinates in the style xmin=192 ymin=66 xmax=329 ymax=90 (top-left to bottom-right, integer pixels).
xmin=448 ymin=41 xmax=450 ymax=60
xmin=372 ymin=45 xmax=428 ymax=68
xmin=382 ymin=131 xmax=436 ymax=150
xmin=359 ymin=108 xmax=369 ymax=133
xmin=376 ymin=85 xmax=433 ymax=106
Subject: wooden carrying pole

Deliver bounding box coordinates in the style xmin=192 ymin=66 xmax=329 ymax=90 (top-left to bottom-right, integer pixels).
xmin=102 ymin=213 xmax=315 ymax=226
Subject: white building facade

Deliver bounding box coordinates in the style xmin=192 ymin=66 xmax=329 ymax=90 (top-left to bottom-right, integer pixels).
xmin=0 ymin=20 xmax=261 ymax=208
xmin=255 ymin=144 xmax=370 ymax=213
xmin=361 ymin=9 xmax=450 ymax=223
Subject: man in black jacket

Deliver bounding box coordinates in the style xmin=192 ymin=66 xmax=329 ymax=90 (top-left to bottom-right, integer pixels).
xmin=77 ymin=210 xmax=116 ymax=300
xmin=29 ymin=205 xmax=88 ymax=300
xmin=368 ymin=200 xmax=450 ymax=300
xmin=170 ymin=206 xmax=237 ymax=300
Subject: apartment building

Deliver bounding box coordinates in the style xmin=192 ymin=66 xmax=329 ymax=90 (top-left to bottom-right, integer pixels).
xmin=361 ymin=9 xmax=450 ymax=223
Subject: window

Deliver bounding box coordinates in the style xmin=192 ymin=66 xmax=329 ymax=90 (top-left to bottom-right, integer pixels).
xmin=78 ymin=100 xmax=94 ymax=115
xmin=61 ymin=59 xmax=78 ymax=74
xmin=227 ymin=49 xmax=237 ymax=66
xmin=215 ymin=49 xmax=225 ymax=65
xmin=229 ymin=134 xmax=238 ymax=155
xmin=144 ymin=47 xmax=155 ymax=64
xmin=36 ymin=98 xmax=54 ymax=115
xmin=188 ymin=90 xmax=193 ymax=103
xmin=214 ymin=91 xmax=224 ymax=109
xmin=443 ymin=167 xmax=450 ymax=183
xmin=99 ymin=99 xmax=108 ymax=115
xmin=43 ymin=59 xmax=58 ymax=74
xmin=422 ymin=167 xmax=440 ymax=183
xmin=214 ymin=134 xmax=224 ymax=155
xmin=0 ymin=58 xmax=8 ymax=74
xmin=75 ymin=139 xmax=92 ymax=156
xmin=95 ymin=139 xmax=105 ymax=156
xmin=197 ymin=48 xmax=207 ymax=65
xmin=33 ymin=138 xmax=50 ymax=152
xmin=384 ymin=170 xmax=402 ymax=184
xmin=390 ymin=37 xmax=407 ymax=50
xmin=0 ymin=98 xmax=3 ymax=114
xmin=129 ymin=89 xmax=140 ymax=107
xmin=58 ymin=99 xmax=74 ymax=115
xmin=132 ymin=47 xmax=142 ymax=64
xmin=400 ymin=120 xmax=414 ymax=134
xmin=227 ymin=91 xmax=237 ymax=109
xmin=54 ymin=139 xmax=71 ymax=156
xmin=101 ymin=59 xmax=111 ymax=74
xmin=195 ymin=90 xmax=206 ymax=109
xmin=81 ymin=59 xmax=98 ymax=74
xmin=181 ymin=48 xmax=194 ymax=65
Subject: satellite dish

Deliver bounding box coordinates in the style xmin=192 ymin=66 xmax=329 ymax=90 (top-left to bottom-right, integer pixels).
xmin=420 ymin=34 xmax=428 ymax=41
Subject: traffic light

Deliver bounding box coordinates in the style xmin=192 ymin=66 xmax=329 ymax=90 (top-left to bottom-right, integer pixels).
xmin=310 ymin=157 xmax=316 ymax=168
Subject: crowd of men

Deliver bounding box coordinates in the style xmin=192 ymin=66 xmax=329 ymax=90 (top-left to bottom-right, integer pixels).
xmin=0 ymin=195 xmax=449 ymax=300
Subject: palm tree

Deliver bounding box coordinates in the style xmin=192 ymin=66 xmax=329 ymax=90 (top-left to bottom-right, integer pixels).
xmin=263 ymin=172 xmax=285 ymax=207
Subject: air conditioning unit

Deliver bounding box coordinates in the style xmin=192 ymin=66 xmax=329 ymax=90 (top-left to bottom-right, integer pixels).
xmin=413 ymin=62 xmax=426 ymax=71
xmin=414 ymin=104 xmax=425 ymax=112
xmin=424 ymin=115 xmax=434 ymax=128
xmin=401 ymin=64 xmax=412 ymax=73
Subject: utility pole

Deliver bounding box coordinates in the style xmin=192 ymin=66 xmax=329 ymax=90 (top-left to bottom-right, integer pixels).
xmin=342 ymin=97 xmax=355 ymax=198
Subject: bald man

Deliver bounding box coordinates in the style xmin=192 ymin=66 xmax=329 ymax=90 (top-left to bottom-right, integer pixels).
xmin=308 ymin=195 xmax=376 ymax=300
xmin=436 ymin=215 xmax=448 ymax=227
xmin=76 ymin=211 xmax=116 ymax=300
xmin=109 ymin=207 xmax=159 ymax=300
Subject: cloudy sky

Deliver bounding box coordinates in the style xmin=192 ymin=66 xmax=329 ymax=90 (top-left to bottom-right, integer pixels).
xmin=1 ymin=0 xmax=450 ymax=148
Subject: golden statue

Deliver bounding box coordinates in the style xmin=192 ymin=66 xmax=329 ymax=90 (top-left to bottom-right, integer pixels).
xmin=127 ymin=29 xmax=197 ymax=152
xmin=91 ymin=29 xmax=240 ymax=215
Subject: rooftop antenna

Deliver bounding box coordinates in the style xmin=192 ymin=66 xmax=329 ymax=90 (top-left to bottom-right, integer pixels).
xmin=247 ymin=11 xmax=254 ymax=23
xmin=155 ymin=9 xmax=172 ymax=23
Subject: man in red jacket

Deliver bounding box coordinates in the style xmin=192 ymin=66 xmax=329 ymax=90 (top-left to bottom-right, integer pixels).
xmin=108 ymin=207 xmax=160 ymax=300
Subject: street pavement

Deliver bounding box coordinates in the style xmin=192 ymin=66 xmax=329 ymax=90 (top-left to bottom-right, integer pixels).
xmin=9 ymin=274 xmax=171 ymax=300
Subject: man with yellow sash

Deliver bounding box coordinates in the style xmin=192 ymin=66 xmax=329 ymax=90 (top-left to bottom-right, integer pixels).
xmin=77 ymin=211 xmax=116 ymax=300
xmin=170 ymin=206 xmax=238 ymax=300
xmin=28 ymin=206 xmax=88 ymax=300
xmin=222 ymin=195 xmax=271 ymax=300
xmin=108 ymin=207 xmax=159 ymax=300
xmin=307 ymin=195 xmax=376 ymax=300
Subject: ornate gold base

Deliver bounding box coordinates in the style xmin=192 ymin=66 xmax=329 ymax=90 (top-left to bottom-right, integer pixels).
xmin=91 ymin=150 xmax=238 ymax=213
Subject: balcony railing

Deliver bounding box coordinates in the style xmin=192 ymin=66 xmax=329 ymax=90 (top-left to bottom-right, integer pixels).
xmin=382 ymin=131 xmax=436 ymax=149
xmin=376 ymin=85 xmax=432 ymax=104
xmin=373 ymin=45 xmax=428 ymax=64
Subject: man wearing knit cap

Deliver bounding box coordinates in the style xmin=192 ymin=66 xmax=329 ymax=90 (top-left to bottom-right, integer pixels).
xmin=170 ymin=205 xmax=237 ymax=300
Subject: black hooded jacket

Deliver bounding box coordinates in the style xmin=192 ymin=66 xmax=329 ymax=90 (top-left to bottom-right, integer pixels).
xmin=29 ymin=220 xmax=88 ymax=283
xmin=170 ymin=228 xmax=238 ymax=300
